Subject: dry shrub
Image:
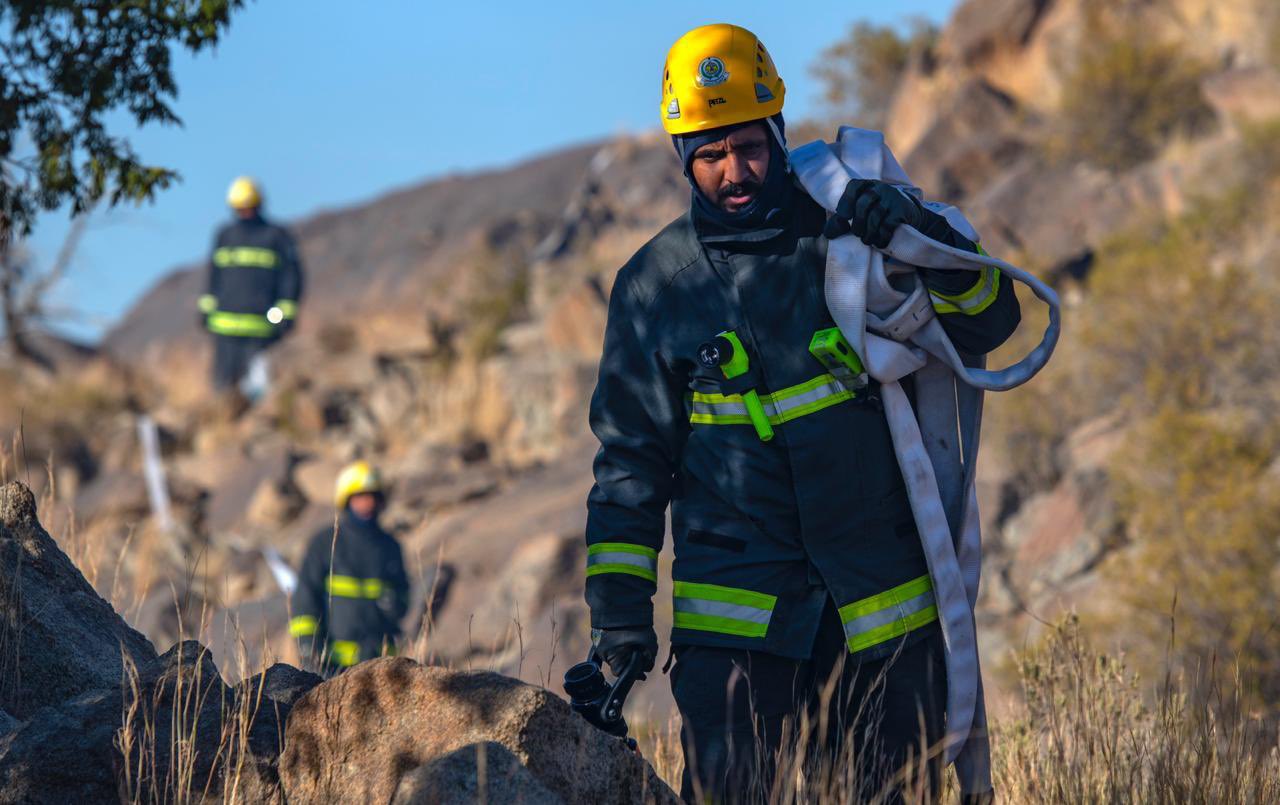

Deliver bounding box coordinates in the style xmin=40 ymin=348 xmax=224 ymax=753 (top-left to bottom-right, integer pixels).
xmin=995 ymin=617 xmax=1280 ymax=803
xmin=985 ymin=288 xmax=1085 ymax=491
xmin=1105 ymin=409 xmax=1280 ymax=700
xmin=809 ymin=19 xmax=938 ymax=130
xmin=1083 ymin=192 xmax=1275 ymax=414
xmin=1052 ymin=7 xmax=1215 ymax=171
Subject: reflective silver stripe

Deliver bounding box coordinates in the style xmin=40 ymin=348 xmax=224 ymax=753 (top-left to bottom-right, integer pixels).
xmin=930 ymin=267 xmax=999 ymax=315
xmin=841 ymin=590 xmax=936 ymax=640
xmin=587 ymin=552 xmax=655 ymax=571
xmin=673 ymin=597 xmax=772 ymax=624
xmin=691 ymin=377 xmax=851 ymax=420
xmin=768 ymin=378 xmax=846 ymax=417
xmin=692 ymin=399 xmax=749 ymax=417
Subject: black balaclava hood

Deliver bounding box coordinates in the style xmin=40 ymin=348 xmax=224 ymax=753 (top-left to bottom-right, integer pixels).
xmin=672 ymin=113 xmax=791 ymax=232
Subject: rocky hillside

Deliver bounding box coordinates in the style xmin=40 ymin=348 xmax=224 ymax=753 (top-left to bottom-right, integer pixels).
xmin=3 ymin=0 xmax=1279 ymax=726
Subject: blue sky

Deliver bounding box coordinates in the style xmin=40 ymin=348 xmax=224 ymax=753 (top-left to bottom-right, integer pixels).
xmin=28 ymin=0 xmax=957 ymax=341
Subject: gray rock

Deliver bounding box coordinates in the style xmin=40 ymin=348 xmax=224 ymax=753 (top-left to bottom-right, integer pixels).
xmin=393 ymin=742 xmax=561 ymax=805
xmin=0 ymin=689 xmax=120 ymax=804
xmin=0 ymin=481 xmax=157 ymax=719
xmin=238 ymin=662 xmax=323 ymax=711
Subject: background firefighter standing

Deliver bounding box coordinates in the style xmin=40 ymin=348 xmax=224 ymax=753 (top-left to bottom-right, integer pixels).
xmin=198 ymin=176 xmax=304 ymax=391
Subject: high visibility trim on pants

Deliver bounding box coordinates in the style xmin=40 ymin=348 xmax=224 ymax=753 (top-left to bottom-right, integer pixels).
xmin=326 ymin=574 xmax=386 ymax=599
xmin=673 ymin=581 xmax=776 ymax=638
xmin=330 ymin=640 xmax=360 ymax=667
xmin=838 ymin=574 xmax=939 ymax=653
xmin=586 ymin=542 xmax=658 ymax=582
xmin=214 ymin=246 xmax=279 ymax=268
xmin=207 ymin=310 xmax=276 ymax=337
xmin=690 ymin=372 xmax=854 ymax=427
xmin=930 ymin=265 xmax=1000 ymax=316
xmin=288 ymin=615 xmax=318 ymax=637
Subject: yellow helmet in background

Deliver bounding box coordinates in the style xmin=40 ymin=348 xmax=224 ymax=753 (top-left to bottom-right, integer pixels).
xmin=226 ymin=176 xmax=262 ymax=210
xmin=334 ymin=461 xmax=383 ymax=508
xmin=660 ymin=24 xmax=785 ymax=135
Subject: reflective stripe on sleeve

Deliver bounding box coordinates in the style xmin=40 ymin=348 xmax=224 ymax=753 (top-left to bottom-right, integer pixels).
xmin=274 ymin=299 xmax=298 ymax=319
xmin=838 ymin=574 xmax=939 ymax=653
xmin=673 ymin=581 xmax=776 ymax=638
xmin=690 ymin=373 xmax=854 ymax=427
xmin=288 ymin=615 xmax=318 ymax=637
xmin=586 ymin=542 xmax=658 ymax=582
xmin=930 ymin=265 xmax=1001 ymax=316
xmin=214 ymin=246 xmax=279 ymax=268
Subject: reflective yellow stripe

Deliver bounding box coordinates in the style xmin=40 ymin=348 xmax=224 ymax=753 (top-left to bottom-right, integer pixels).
xmin=274 ymin=299 xmax=298 ymax=319
xmin=214 ymin=246 xmax=279 ymax=268
xmin=330 ymin=640 xmax=360 ymax=667
xmin=672 ymin=581 xmax=776 ymax=638
xmin=931 ymin=265 xmax=1000 ymax=316
xmin=326 ymin=574 xmax=386 ymax=599
xmin=288 ymin=615 xmax=318 ymax=637
xmin=838 ymin=574 xmax=939 ymax=653
xmin=586 ymin=542 xmax=659 ymax=582
xmin=206 ymin=311 xmax=275 ymax=337
xmin=690 ymin=372 xmax=854 ymax=427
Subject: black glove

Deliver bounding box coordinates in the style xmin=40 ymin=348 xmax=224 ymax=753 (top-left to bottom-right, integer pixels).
xmin=823 ymin=178 xmax=958 ymax=249
xmin=593 ymin=626 xmax=658 ymax=680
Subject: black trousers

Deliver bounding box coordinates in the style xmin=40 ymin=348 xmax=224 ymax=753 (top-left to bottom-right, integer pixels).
xmin=211 ymin=335 xmax=271 ymax=390
xmin=670 ymin=603 xmax=947 ymax=803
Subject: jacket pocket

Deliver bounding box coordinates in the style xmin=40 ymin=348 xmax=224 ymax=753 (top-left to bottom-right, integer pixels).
xmin=687 ymin=528 xmax=748 ymax=553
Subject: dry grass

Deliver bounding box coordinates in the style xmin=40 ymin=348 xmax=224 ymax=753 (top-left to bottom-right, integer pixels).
xmin=114 ymin=640 xmax=280 ymax=804
xmin=635 ymin=618 xmax=1280 ymax=803
xmin=8 ymin=438 xmax=1280 ymax=802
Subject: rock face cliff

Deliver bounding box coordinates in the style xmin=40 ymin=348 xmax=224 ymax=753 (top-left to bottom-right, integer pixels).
xmin=4 ymin=0 xmax=1278 ymax=728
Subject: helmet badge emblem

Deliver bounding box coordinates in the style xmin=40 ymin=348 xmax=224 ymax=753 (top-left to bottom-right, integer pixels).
xmin=696 ymin=57 xmax=729 ymax=88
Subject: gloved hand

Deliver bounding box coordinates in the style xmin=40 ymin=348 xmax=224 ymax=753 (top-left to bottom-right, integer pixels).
xmin=822 ymin=178 xmax=956 ymax=249
xmin=593 ymin=626 xmax=658 ymax=680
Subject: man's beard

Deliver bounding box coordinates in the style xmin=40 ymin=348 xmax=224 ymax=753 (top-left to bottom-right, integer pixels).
xmin=717 ymin=178 xmax=762 ymax=206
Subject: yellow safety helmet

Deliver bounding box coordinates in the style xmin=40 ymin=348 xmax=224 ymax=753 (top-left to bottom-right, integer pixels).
xmin=660 ymin=24 xmax=785 ymax=135
xmin=333 ymin=461 xmax=383 ymax=508
xmin=226 ymin=176 xmax=262 ymax=210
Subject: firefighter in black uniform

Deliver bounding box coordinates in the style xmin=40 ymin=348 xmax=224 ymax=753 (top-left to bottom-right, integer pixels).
xmin=584 ymin=25 xmax=1021 ymax=802
xmin=289 ymin=461 xmax=410 ymax=675
xmin=198 ymin=177 xmax=304 ymax=391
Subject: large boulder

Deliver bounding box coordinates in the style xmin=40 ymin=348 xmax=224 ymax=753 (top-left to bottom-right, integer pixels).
xmin=280 ymin=657 xmax=678 ymax=804
xmin=0 ymin=688 xmax=122 ymax=804
xmin=393 ymin=742 xmax=559 ymax=804
xmin=0 ymin=481 xmax=157 ymax=719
